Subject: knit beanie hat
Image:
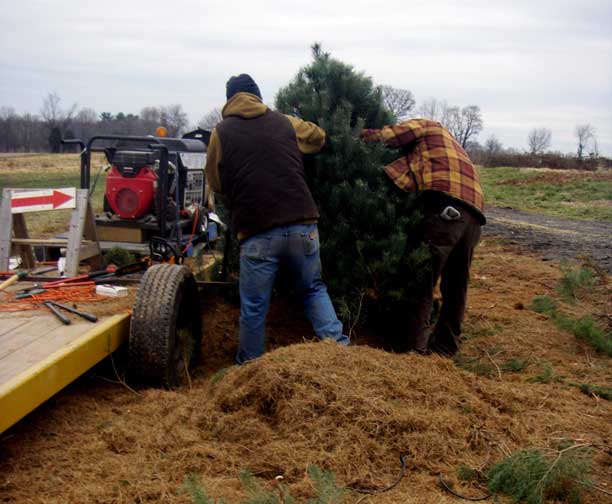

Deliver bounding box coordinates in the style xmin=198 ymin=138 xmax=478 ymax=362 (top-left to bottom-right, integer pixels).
xmin=226 ymin=74 xmax=262 ymax=100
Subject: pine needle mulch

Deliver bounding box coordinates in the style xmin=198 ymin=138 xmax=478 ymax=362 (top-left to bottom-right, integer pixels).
xmin=0 ymin=239 xmax=610 ymax=503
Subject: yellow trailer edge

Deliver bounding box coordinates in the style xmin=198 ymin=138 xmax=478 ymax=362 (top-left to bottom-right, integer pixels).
xmin=0 ymin=313 xmax=130 ymax=434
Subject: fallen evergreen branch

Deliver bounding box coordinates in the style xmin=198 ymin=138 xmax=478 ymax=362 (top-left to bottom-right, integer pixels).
xmin=487 ymin=445 xmax=592 ymax=504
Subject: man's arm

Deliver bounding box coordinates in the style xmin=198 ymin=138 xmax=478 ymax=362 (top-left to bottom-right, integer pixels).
xmin=360 ymin=119 xmax=426 ymax=148
xmin=205 ymin=128 xmax=223 ymax=196
xmin=285 ymin=115 xmax=326 ymax=154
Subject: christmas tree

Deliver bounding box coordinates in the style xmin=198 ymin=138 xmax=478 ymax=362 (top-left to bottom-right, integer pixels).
xmin=276 ymin=44 xmax=427 ymax=334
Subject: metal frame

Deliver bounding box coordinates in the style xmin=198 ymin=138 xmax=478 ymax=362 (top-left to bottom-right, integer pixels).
xmin=63 ymin=136 xmax=172 ymax=239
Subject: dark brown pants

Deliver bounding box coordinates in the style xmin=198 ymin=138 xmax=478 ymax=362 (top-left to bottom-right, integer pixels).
xmin=404 ymin=194 xmax=482 ymax=355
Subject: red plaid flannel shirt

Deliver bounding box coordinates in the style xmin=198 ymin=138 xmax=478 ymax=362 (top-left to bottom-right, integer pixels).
xmin=362 ymin=119 xmax=485 ymax=218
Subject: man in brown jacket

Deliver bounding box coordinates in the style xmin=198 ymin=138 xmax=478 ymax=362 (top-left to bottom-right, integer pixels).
xmin=362 ymin=119 xmax=485 ymax=356
xmin=206 ymin=74 xmax=349 ymax=364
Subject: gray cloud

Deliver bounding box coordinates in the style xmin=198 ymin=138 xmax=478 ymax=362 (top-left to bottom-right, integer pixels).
xmin=1 ymin=0 xmax=610 ymax=154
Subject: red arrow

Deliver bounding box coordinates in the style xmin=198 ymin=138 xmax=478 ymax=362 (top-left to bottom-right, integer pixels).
xmin=11 ymin=190 xmax=74 ymax=209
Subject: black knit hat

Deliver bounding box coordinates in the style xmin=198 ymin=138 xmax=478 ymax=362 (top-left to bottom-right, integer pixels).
xmin=226 ymin=74 xmax=262 ymax=100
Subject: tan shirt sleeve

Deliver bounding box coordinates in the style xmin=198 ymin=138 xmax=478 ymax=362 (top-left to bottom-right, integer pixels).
xmin=205 ymin=128 xmax=223 ymax=194
xmin=284 ymin=115 xmax=326 ymax=154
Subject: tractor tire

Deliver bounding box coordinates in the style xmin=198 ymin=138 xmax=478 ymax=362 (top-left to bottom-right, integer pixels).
xmin=129 ymin=264 xmax=202 ymax=388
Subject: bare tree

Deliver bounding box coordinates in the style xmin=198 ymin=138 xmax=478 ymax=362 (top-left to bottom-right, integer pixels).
xmin=527 ymin=128 xmax=552 ymax=154
xmin=591 ymin=137 xmax=599 ymax=158
xmin=381 ymin=85 xmax=415 ymax=121
xmin=198 ymin=107 xmax=223 ymax=130
xmin=72 ymin=107 xmax=98 ymax=140
xmin=140 ymin=106 xmax=161 ymax=124
xmin=575 ymin=124 xmax=595 ymax=160
xmin=443 ymin=106 xmax=461 ymax=138
xmin=417 ymin=98 xmax=445 ymax=121
xmin=0 ymin=107 xmax=18 ymax=151
xmin=450 ymin=106 xmax=483 ymax=148
xmin=485 ymin=134 xmax=503 ymax=157
xmin=40 ymin=91 xmax=76 ymax=128
xmin=160 ymin=104 xmax=188 ymax=136
xmin=16 ymin=113 xmax=39 ymax=151
xmin=40 ymin=91 xmax=77 ymax=151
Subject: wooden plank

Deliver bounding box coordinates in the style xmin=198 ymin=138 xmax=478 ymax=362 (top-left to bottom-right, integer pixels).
xmin=99 ymin=240 xmax=150 ymax=254
xmin=11 ymin=238 xmax=68 ymax=246
xmin=97 ymin=225 xmax=144 ymax=243
xmin=12 ymin=214 xmax=35 ymax=269
xmin=0 ymin=313 xmax=130 ymax=434
xmin=0 ymin=189 xmax=12 ymax=271
xmin=0 ymin=315 xmax=66 ymax=365
xmin=0 ymin=318 xmax=31 ymax=338
xmin=0 ymin=316 xmax=95 ymax=383
xmin=65 ymin=189 xmax=89 ymax=277
xmin=79 ymin=242 xmax=102 ymax=261
xmin=83 ymin=202 xmax=101 ymax=269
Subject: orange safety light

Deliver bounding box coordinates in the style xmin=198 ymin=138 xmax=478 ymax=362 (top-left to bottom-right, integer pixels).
xmin=155 ymin=126 xmax=168 ymax=137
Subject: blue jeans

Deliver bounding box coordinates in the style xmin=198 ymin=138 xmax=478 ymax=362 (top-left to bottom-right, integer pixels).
xmin=237 ymin=223 xmax=349 ymax=364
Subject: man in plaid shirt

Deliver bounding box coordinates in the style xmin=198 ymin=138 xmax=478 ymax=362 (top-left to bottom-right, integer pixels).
xmin=361 ymin=118 xmax=485 ymax=356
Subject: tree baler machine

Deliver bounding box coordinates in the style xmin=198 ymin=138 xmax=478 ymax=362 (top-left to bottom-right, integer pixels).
xmin=58 ymin=130 xmax=230 ymax=387
xmin=64 ymin=129 xmax=221 ymax=261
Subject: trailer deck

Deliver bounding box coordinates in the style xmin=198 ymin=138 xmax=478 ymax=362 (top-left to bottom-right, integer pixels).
xmin=0 ymin=293 xmax=130 ymax=434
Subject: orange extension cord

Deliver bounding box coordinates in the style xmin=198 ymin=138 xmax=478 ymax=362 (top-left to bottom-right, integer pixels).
xmin=0 ymin=286 xmax=102 ymax=312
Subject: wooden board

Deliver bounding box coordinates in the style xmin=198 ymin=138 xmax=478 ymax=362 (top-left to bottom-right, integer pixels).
xmin=0 ymin=310 xmax=130 ymax=434
xmin=97 ymin=224 xmax=144 ymax=243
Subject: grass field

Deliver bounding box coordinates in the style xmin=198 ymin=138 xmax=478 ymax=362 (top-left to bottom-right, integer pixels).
xmin=0 ymin=154 xmax=107 ymax=236
xmin=478 ymin=167 xmax=612 ymax=221
xmin=1 ymin=156 xmax=610 ymax=236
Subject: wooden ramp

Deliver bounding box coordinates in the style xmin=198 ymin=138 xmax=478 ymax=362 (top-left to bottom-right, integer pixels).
xmin=0 ymin=310 xmax=130 ymax=434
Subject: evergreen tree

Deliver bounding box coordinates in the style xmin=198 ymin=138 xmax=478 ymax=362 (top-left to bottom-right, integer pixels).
xmin=276 ymin=44 xmax=424 ymax=331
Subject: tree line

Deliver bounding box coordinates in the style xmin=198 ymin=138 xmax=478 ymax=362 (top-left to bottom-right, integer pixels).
xmin=1 ymin=90 xmax=607 ymax=170
xmin=0 ymin=92 xmax=188 ymax=153
xmin=468 ymin=124 xmax=606 ymax=170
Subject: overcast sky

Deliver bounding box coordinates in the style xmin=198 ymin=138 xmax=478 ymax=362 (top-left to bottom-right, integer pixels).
xmin=1 ymin=0 xmax=611 ymax=154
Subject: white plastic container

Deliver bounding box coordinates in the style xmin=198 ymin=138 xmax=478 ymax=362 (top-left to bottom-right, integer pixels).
xmin=96 ymin=284 xmax=128 ymax=297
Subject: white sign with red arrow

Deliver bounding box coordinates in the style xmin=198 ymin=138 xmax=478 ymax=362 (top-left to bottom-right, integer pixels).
xmin=10 ymin=188 xmax=77 ymax=214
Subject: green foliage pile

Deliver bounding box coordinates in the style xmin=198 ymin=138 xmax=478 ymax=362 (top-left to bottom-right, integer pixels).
xmin=276 ymin=44 xmax=423 ymax=324
xmin=182 ymin=466 xmax=345 ymax=504
xmin=487 ymin=447 xmax=592 ymax=504
xmin=102 ymin=246 xmax=135 ymax=267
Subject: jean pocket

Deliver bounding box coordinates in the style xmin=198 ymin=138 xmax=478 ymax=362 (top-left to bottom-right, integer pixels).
xmin=241 ymin=236 xmax=269 ymax=260
xmin=302 ymin=230 xmax=320 ymax=256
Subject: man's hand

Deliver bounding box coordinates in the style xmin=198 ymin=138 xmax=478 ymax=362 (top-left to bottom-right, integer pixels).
xmin=360 ymin=128 xmax=382 ymax=143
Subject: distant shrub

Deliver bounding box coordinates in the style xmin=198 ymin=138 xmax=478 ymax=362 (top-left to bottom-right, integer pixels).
xmin=472 ymin=149 xmax=604 ymax=171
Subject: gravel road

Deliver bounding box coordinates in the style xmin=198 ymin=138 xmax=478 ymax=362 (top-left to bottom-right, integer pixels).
xmin=483 ymin=206 xmax=612 ymax=273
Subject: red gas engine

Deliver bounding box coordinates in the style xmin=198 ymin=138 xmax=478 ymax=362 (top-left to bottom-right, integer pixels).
xmin=105 ymin=164 xmax=157 ymax=219
xmin=96 ymin=137 xmax=211 ymax=249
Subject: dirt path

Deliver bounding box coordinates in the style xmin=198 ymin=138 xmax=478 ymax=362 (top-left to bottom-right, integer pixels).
xmin=483 ymin=206 xmax=612 ymax=272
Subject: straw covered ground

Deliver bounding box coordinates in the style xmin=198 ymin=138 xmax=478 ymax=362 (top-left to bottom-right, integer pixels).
xmin=0 ymin=238 xmax=611 ymax=503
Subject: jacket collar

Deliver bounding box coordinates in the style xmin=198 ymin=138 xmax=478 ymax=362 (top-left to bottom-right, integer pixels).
xmin=222 ymin=93 xmax=267 ymax=119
